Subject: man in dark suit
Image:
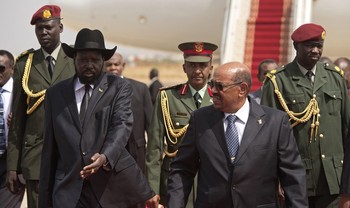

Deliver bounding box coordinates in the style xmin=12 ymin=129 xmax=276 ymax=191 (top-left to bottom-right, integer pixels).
xmin=249 ymin=59 xmax=277 ymax=104
xmin=0 ymin=50 xmax=25 ymax=208
xmin=39 ymin=28 xmax=155 ymax=208
xmin=6 ymin=5 xmax=75 ymax=207
xmin=105 ymin=52 xmax=153 ymax=173
xmin=149 ymin=68 xmax=163 ymax=105
xmin=167 ymin=61 xmax=308 ymax=208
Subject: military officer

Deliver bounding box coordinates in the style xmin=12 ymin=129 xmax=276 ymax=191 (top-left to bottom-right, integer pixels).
xmin=145 ymin=42 xmax=217 ymax=208
xmin=6 ymin=5 xmax=75 ymax=208
xmin=261 ymin=23 xmax=350 ymax=208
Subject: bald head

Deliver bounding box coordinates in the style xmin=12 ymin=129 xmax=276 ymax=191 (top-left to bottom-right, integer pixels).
xmin=105 ymin=52 xmax=126 ymax=76
xmin=334 ymin=57 xmax=350 ymax=70
xmin=211 ymin=62 xmax=252 ymax=113
xmin=215 ymin=61 xmax=252 ymax=92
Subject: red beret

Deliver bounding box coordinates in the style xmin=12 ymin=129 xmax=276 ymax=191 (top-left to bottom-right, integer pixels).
xmin=178 ymin=42 xmax=218 ymax=62
xmin=30 ymin=5 xmax=61 ymax=25
xmin=291 ymin=23 xmax=326 ymax=43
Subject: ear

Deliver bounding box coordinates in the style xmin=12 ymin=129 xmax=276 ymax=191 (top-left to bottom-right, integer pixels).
xmin=59 ymin=23 xmax=63 ymax=33
xmin=239 ymin=82 xmax=249 ymax=96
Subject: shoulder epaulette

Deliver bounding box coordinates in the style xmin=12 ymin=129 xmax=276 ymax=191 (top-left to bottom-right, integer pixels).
xmin=324 ymin=62 xmax=344 ymax=76
xmin=265 ymin=66 xmax=285 ymax=82
xmin=160 ymin=83 xmax=183 ymax=91
xmin=16 ymin=48 xmax=35 ymax=62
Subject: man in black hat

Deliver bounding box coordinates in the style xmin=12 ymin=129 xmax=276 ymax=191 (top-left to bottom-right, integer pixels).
xmin=38 ymin=28 xmax=155 ymax=208
xmin=6 ymin=5 xmax=75 ymax=208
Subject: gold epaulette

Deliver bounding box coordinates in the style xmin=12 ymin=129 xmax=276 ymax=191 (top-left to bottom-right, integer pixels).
xmin=264 ymin=66 xmax=285 ymax=83
xmin=16 ymin=49 xmax=35 ymax=62
xmin=324 ymin=62 xmax=344 ymax=77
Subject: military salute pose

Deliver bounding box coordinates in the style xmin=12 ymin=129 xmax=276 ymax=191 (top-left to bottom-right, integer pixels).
xmin=261 ymin=23 xmax=350 ymax=208
xmin=146 ymin=42 xmax=217 ymax=208
xmin=6 ymin=5 xmax=75 ymax=207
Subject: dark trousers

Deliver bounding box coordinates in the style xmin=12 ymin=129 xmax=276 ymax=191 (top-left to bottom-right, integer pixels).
xmin=0 ymin=157 xmax=25 ymax=208
xmin=308 ymin=195 xmax=339 ymax=208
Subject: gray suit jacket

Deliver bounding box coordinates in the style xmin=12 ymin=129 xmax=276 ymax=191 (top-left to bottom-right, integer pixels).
xmin=167 ymin=99 xmax=307 ymax=208
xmin=39 ymin=73 xmax=154 ymax=208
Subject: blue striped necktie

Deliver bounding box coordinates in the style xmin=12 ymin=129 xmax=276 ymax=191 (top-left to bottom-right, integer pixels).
xmin=0 ymin=88 xmax=5 ymax=155
xmin=225 ymin=115 xmax=239 ymax=163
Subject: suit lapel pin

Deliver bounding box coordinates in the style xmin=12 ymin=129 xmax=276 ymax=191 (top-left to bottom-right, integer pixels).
xmin=258 ymin=119 xmax=262 ymax=125
xmin=98 ymin=88 xmax=104 ymax=93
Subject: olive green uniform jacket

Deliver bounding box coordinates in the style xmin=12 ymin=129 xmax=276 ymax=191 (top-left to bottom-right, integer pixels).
xmin=261 ymin=59 xmax=350 ymax=196
xmin=7 ymin=47 xmax=75 ymax=180
xmin=146 ymin=83 xmax=213 ymax=206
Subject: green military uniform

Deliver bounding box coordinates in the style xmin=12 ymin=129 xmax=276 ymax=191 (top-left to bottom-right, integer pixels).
xmin=6 ymin=47 xmax=75 ymax=206
xmin=146 ymin=83 xmax=213 ymax=207
xmin=261 ymin=59 xmax=350 ymax=197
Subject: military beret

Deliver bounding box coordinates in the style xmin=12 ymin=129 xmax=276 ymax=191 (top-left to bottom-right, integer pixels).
xmin=291 ymin=23 xmax=326 ymax=43
xmin=178 ymin=42 xmax=218 ymax=62
xmin=30 ymin=5 xmax=61 ymax=25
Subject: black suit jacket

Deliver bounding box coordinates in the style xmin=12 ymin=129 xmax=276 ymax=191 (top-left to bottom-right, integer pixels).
xmin=149 ymin=79 xmax=162 ymax=105
xmin=39 ymin=73 xmax=154 ymax=208
xmin=126 ymin=78 xmax=153 ymax=172
xmin=167 ymin=99 xmax=307 ymax=208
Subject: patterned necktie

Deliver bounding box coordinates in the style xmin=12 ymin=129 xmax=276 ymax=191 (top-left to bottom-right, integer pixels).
xmin=80 ymin=85 xmax=91 ymax=123
xmin=193 ymin=92 xmax=201 ymax=109
xmin=0 ymin=88 xmax=5 ymax=155
xmin=46 ymin=56 xmax=54 ymax=77
xmin=306 ymin=70 xmax=314 ymax=85
xmin=226 ymin=115 xmax=239 ymax=163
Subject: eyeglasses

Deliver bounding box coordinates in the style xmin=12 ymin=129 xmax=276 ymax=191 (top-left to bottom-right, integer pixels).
xmin=209 ymin=80 xmax=242 ymax=91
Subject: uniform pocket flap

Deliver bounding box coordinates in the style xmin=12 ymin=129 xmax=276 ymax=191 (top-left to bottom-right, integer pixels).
xmin=324 ymin=90 xmax=342 ymax=100
xmin=303 ymin=158 xmax=312 ymax=170
xmin=333 ymin=155 xmax=344 ymax=167
xmin=284 ymin=93 xmax=305 ymax=104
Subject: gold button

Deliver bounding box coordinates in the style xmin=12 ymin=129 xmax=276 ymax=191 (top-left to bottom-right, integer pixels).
xmin=341 ymin=160 xmax=344 ymax=164
xmin=321 ymin=155 xmax=325 ymax=159
xmin=317 ymin=114 xmax=321 ymax=117
xmin=333 ymin=95 xmax=336 ymax=98
xmin=313 ymin=94 xmax=316 ymax=98
xmin=293 ymin=100 xmax=296 ymax=103
xmin=319 ymin=134 xmax=324 ymax=138
xmin=175 ymin=122 xmax=180 ymax=126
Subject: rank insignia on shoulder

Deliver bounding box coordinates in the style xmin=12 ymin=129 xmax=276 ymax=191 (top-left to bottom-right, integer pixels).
xmin=270 ymin=69 xmax=277 ymax=74
xmin=16 ymin=48 xmax=35 ymax=61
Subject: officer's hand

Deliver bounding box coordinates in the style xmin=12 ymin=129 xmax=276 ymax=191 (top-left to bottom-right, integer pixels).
xmin=80 ymin=153 xmax=107 ymax=179
xmin=6 ymin=170 xmax=25 ymax=194
xmin=339 ymin=195 xmax=350 ymax=208
xmin=145 ymin=194 xmax=162 ymax=208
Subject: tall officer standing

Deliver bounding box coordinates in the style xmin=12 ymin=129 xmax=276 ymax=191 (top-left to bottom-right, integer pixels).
xmin=146 ymin=42 xmax=217 ymax=208
xmin=261 ymin=23 xmax=350 ymax=208
xmin=6 ymin=5 xmax=75 ymax=207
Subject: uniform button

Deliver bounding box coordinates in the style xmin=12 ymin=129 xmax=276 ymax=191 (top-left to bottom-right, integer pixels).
xmin=319 ymin=134 xmax=324 ymax=138
xmin=341 ymin=160 xmax=344 ymax=164
xmin=333 ymin=95 xmax=336 ymax=98
xmin=82 ymin=152 xmax=87 ymax=156
xmin=292 ymin=100 xmax=296 ymax=103
xmin=313 ymin=94 xmax=316 ymax=98
xmin=175 ymin=122 xmax=180 ymax=126
xmin=321 ymin=154 xmax=325 ymax=159
xmin=317 ymin=114 xmax=321 ymax=117
xmin=232 ymin=186 xmax=236 ymax=190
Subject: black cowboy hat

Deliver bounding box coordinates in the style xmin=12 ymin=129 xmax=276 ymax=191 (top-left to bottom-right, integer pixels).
xmin=62 ymin=28 xmax=116 ymax=60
